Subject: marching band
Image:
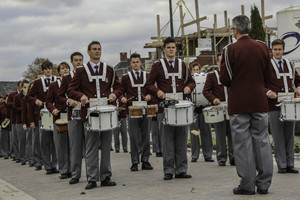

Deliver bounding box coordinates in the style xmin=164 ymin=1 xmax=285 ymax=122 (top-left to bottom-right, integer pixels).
xmin=0 ymin=27 xmax=299 ymax=194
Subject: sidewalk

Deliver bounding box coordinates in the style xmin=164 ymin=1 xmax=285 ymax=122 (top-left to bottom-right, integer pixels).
xmin=0 ymin=149 xmax=300 ymax=200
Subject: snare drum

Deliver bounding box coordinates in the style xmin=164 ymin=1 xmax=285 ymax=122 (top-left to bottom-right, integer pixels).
xmin=128 ymin=106 xmax=143 ymax=118
xmin=71 ymin=104 xmax=81 ymax=120
xmin=87 ymin=105 xmax=118 ymax=131
xmin=144 ymin=105 xmax=157 ymax=117
xmin=164 ymin=100 xmax=194 ymax=126
xmin=280 ymin=100 xmax=300 ymax=121
xmin=55 ymin=118 xmax=68 ymax=133
xmin=191 ymin=73 xmax=210 ymax=107
xmin=40 ymin=108 xmax=53 ymax=131
xmin=202 ymin=106 xmax=225 ymax=123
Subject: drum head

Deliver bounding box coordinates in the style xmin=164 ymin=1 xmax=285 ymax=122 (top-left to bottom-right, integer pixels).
xmin=55 ymin=118 xmax=68 ymax=125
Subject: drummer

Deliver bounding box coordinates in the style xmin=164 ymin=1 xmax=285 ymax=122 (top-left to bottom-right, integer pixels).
xmin=46 ymin=62 xmax=71 ymax=179
xmin=190 ymin=62 xmax=214 ymax=163
xmin=203 ymin=54 xmax=234 ymax=166
xmin=26 ymin=60 xmax=59 ymax=174
xmin=266 ymin=39 xmax=300 ymax=174
xmin=145 ymin=37 xmax=195 ymax=180
xmin=117 ymin=53 xmax=154 ymax=172
xmin=67 ymin=41 xmax=121 ymax=189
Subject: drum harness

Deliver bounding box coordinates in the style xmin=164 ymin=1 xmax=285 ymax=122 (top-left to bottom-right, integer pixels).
xmin=127 ymin=71 xmax=147 ymax=102
xmin=214 ymin=69 xmax=228 ymax=103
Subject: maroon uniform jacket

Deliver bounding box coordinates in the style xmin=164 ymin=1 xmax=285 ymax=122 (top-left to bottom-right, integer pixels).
xmin=57 ymin=72 xmax=74 ymax=121
xmin=13 ymin=93 xmax=25 ymax=124
xmin=67 ymin=62 xmax=121 ymax=122
xmin=220 ymin=36 xmax=271 ymax=115
xmin=266 ymin=59 xmax=300 ymax=111
xmin=26 ymin=76 xmax=56 ymax=123
xmin=203 ymin=70 xmax=226 ymax=103
xmin=21 ymin=96 xmax=31 ymax=127
xmin=46 ymin=80 xmax=67 ymax=122
xmin=6 ymin=91 xmax=18 ymax=124
xmin=145 ymin=58 xmax=196 ymax=112
xmin=117 ymin=71 xmax=155 ymax=113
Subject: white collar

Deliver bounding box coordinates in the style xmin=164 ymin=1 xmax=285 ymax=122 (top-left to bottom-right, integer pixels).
xmin=89 ymin=61 xmax=101 ymax=68
xmin=273 ymin=57 xmax=283 ymax=65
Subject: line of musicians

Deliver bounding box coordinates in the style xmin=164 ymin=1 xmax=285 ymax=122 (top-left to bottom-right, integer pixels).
xmin=0 ymin=37 xmax=298 ymax=193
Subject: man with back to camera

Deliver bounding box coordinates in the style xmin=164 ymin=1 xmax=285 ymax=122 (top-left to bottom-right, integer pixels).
xmin=266 ymin=38 xmax=299 ymax=174
xmin=220 ymin=15 xmax=273 ymax=195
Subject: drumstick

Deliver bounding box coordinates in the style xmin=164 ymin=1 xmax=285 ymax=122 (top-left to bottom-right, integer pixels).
xmin=127 ymin=96 xmax=135 ymax=102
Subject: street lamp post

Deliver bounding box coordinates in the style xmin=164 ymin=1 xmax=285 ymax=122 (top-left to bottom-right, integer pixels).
xmin=169 ymin=0 xmax=174 ymax=38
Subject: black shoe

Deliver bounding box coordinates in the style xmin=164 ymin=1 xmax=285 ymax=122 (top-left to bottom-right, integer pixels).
xmin=230 ymin=160 xmax=235 ymax=166
xmin=142 ymin=162 xmax=153 ymax=170
xmin=111 ymin=148 xmax=114 ymax=151
xmin=218 ymin=161 xmax=226 ymax=166
xmin=21 ymin=161 xmax=26 ymax=165
xmin=278 ymin=168 xmax=287 ymax=173
xmin=257 ymin=188 xmax=268 ymax=194
xmin=29 ymin=163 xmax=34 ymax=167
xmin=130 ymin=164 xmax=138 ymax=171
xmin=205 ymin=158 xmax=214 ymax=162
xmin=4 ymin=156 xmax=9 ymax=159
xmin=15 ymin=159 xmax=21 ymax=163
xmin=12 ymin=158 xmax=16 ymax=161
xmin=46 ymin=169 xmax=54 ymax=175
xmin=35 ymin=166 xmax=42 ymax=171
xmin=164 ymin=173 xmax=173 ymax=180
xmin=101 ymin=177 xmax=116 ymax=187
xmin=124 ymin=150 xmax=128 ymax=153
xmin=115 ymin=150 xmax=120 ymax=153
xmin=52 ymin=168 xmax=59 ymax=173
xmin=85 ymin=181 xmax=97 ymax=189
xmin=60 ymin=173 xmax=69 ymax=179
xmin=191 ymin=158 xmax=197 ymax=162
xmin=175 ymin=173 xmax=192 ymax=179
xmin=286 ymin=166 xmax=299 ymax=173
xmin=68 ymin=172 xmax=72 ymax=178
xmin=69 ymin=178 xmax=79 ymax=184
xmin=156 ymin=152 xmax=162 ymax=157
xmin=233 ymin=186 xmax=255 ymax=195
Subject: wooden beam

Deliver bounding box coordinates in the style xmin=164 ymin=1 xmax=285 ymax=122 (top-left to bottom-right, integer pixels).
xmin=182 ymin=16 xmax=207 ymax=27
xmin=263 ymin=15 xmax=273 ymax=20
xmin=195 ymin=0 xmax=201 ymax=38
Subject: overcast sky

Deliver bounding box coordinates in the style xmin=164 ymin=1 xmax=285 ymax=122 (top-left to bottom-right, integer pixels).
xmin=0 ymin=0 xmax=299 ymax=81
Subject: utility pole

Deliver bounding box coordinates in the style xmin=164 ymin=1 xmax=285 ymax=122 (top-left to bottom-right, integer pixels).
xmin=169 ymin=0 xmax=174 ymax=38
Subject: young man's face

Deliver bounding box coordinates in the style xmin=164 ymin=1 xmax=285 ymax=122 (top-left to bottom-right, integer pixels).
xmin=163 ymin=43 xmax=176 ymax=59
xmin=272 ymin=44 xmax=284 ymax=60
xmin=43 ymin=68 xmax=52 ymax=77
xmin=59 ymin=65 xmax=70 ymax=76
xmin=88 ymin=44 xmax=101 ymax=61
xmin=130 ymin=57 xmax=141 ymax=71
xmin=192 ymin=65 xmax=200 ymax=74
xmin=22 ymin=83 xmax=29 ymax=95
xmin=71 ymin=55 xmax=83 ymax=68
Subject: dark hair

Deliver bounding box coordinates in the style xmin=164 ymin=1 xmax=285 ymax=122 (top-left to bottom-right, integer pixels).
xmin=163 ymin=37 xmax=176 ymax=48
xmin=57 ymin=62 xmax=70 ymax=75
xmin=70 ymin=52 xmax=83 ymax=61
xmin=272 ymin=39 xmax=285 ymax=50
xmin=17 ymin=80 xmax=22 ymax=87
xmin=130 ymin=53 xmax=141 ymax=61
xmin=232 ymin=15 xmax=250 ymax=34
xmin=21 ymin=79 xmax=29 ymax=87
xmin=41 ymin=60 xmax=53 ymax=71
xmin=88 ymin=41 xmax=101 ymax=51
xmin=191 ymin=62 xmax=201 ymax=69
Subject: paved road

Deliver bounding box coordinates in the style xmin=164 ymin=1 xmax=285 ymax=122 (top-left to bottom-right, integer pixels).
xmin=0 ymin=148 xmax=300 ymax=200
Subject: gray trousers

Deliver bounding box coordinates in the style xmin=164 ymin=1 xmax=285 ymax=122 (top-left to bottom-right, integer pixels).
xmin=53 ymin=124 xmax=70 ymax=174
xmin=39 ymin=123 xmax=57 ymax=170
xmin=214 ymin=120 xmax=234 ymax=163
xmin=158 ymin=113 xmax=188 ymax=176
xmin=11 ymin=123 xmax=19 ymax=159
xmin=113 ymin=117 xmax=128 ymax=151
xmin=128 ymin=116 xmax=151 ymax=164
xmin=32 ymin=127 xmax=42 ymax=167
xmin=26 ymin=128 xmax=33 ymax=165
xmin=68 ymin=119 xmax=85 ymax=179
xmin=190 ymin=112 xmax=213 ymax=160
xmin=16 ymin=124 xmax=26 ymax=162
xmin=151 ymin=117 xmax=162 ymax=153
xmin=0 ymin=129 xmax=10 ymax=157
xmin=83 ymin=122 xmax=112 ymax=182
xmin=230 ymin=113 xmax=273 ymax=191
xmin=269 ymin=110 xmax=295 ymax=169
